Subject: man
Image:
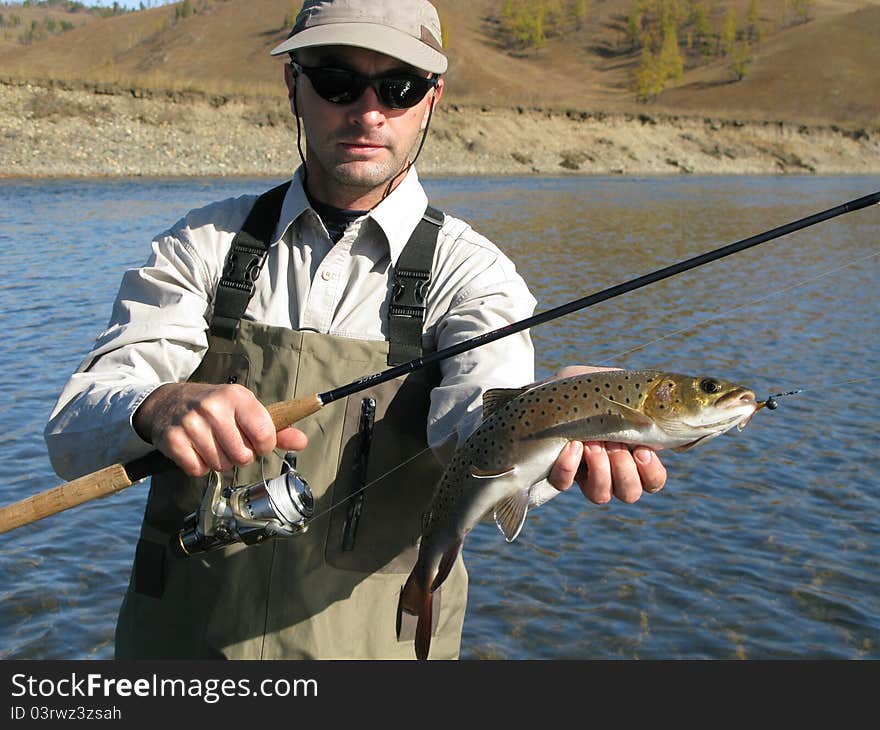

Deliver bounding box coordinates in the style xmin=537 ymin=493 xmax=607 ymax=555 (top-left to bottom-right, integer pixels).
xmin=45 ymin=0 xmax=666 ymax=659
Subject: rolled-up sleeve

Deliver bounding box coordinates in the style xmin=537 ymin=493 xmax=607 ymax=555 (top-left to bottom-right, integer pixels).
xmin=424 ymin=219 xmax=537 ymax=461
xmin=44 ymin=221 xmax=222 ymax=480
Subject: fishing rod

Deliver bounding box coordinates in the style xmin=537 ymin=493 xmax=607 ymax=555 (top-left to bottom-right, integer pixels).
xmin=0 ymin=189 xmax=877 ymax=536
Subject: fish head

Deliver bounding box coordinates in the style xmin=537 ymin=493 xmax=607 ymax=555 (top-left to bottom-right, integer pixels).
xmin=641 ymin=373 xmax=760 ymax=450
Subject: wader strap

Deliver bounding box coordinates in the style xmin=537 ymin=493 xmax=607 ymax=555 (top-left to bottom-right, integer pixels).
xmin=387 ymin=205 xmax=444 ymax=366
xmin=210 ymin=181 xmax=292 ymax=340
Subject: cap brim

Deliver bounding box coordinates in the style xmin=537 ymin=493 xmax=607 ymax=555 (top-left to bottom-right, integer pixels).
xmin=270 ymin=23 xmax=447 ymax=74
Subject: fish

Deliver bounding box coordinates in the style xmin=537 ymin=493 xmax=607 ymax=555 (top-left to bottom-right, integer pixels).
xmin=397 ymin=369 xmax=763 ymax=660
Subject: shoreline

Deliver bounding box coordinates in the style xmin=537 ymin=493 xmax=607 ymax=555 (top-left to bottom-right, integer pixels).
xmin=2 ymin=80 xmax=879 ymax=179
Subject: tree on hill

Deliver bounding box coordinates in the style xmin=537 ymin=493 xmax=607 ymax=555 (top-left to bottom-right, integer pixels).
xmin=745 ymin=0 xmax=763 ymax=43
xmin=501 ymin=0 xmax=547 ymax=52
xmin=498 ymin=0 xmax=589 ymax=53
xmin=628 ymin=0 xmax=685 ymax=102
xmin=688 ymin=0 xmax=714 ymax=60
xmin=784 ymin=0 xmax=814 ymax=26
xmin=718 ymin=5 xmax=737 ymax=57
xmin=729 ymin=39 xmax=753 ymax=80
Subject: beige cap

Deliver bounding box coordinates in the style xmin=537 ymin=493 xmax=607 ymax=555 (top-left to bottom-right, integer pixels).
xmin=270 ymin=0 xmax=447 ymax=74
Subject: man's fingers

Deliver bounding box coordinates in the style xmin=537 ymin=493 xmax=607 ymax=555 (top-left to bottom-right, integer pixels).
xmin=276 ymin=427 xmax=308 ymax=453
xmin=605 ymin=442 xmax=643 ymax=504
xmin=579 ymin=441 xmax=612 ymax=504
xmin=576 ymin=442 xmax=664 ymax=504
xmin=548 ymin=441 xmax=584 ymax=491
xmin=163 ymin=425 xmax=217 ymax=477
xmin=233 ymin=396 xmax=279 ymax=457
xmin=633 ymin=446 xmax=666 ymax=493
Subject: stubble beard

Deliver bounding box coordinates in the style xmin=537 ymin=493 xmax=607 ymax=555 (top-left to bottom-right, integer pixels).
xmin=310 ymin=127 xmax=421 ymax=197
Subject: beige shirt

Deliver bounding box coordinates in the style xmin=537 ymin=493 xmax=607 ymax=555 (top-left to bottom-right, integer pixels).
xmin=44 ymin=168 xmax=537 ymax=480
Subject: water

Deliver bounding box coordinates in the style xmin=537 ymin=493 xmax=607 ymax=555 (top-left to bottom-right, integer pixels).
xmin=0 ymin=175 xmax=877 ymax=659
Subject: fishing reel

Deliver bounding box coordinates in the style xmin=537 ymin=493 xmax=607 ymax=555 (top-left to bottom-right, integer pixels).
xmin=173 ymin=453 xmax=314 ymax=557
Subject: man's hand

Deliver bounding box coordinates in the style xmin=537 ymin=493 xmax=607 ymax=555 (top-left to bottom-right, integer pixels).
xmin=133 ymin=382 xmax=308 ymax=477
xmin=544 ymin=366 xmax=667 ymax=504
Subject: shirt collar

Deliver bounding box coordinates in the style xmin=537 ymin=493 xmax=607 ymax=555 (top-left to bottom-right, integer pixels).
xmin=273 ymin=167 xmax=313 ymax=245
xmin=273 ymin=166 xmax=429 ymax=267
xmin=367 ymin=167 xmax=429 ymax=267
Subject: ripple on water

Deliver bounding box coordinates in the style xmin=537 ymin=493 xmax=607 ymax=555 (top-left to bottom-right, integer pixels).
xmin=4 ymin=175 xmax=880 ymax=659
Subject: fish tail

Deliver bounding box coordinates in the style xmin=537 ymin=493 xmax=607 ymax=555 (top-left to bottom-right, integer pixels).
xmin=398 ymin=569 xmax=434 ymax=660
xmin=397 ymin=538 xmax=463 ymax=661
xmin=430 ymin=538 xmax=463 ymax=592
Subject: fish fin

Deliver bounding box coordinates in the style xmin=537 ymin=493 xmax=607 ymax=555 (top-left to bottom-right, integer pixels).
xmin=600 ymin=396 xmax=654 ymax=426
xmin=482 ymin=386 xmax=531 ymax=420
xmin=673 ymin=432 xmax=721 ymax=452
xmin=494 ymin=488 xmax=531 ymax=543
xmin=430 ymin=538 xmax=464 ymax=592
xmin=471 ymin=465 xmax=517 ymax=479
xmin=398 ymin=572 xmax=433 ymax=661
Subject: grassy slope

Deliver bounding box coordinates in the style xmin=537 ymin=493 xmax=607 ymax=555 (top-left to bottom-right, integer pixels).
xmin=0 ymin=0 xmax=876 ymax=127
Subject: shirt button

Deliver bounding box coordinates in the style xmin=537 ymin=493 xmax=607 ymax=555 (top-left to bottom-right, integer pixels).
xmin=320 ymin=270 xmax=333 ymax=281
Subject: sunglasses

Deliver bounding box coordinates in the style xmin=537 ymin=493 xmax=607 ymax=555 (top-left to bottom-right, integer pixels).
xmin=292 ymin=62 xmax=438 ymax=110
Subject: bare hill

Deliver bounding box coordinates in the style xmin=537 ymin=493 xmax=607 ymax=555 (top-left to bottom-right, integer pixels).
xmin=0 ymin=0 xmax=877 ymax=127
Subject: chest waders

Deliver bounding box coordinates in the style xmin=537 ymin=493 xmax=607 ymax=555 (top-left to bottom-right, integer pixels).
xmin=115 ymin=182 xmax=468 ymax=659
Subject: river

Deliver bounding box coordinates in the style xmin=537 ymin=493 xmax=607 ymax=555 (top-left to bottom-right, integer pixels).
xmin=0 ymin=174 xmax=877 ymax=659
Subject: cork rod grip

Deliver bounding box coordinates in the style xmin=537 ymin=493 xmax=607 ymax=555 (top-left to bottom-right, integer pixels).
xmin=266 ymin=393 xmax=323 ymax=430
xmin=0 ymin=463 xmax=133 ymax=535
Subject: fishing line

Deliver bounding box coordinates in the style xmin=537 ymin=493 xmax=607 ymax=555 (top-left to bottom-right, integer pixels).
xmin=607 ymin=250 xmax=880 ymax=361
xmin=302 ymin=445 xmax=436 ymax=526
xmin=762 ymin=374 xmax=880 ymax=403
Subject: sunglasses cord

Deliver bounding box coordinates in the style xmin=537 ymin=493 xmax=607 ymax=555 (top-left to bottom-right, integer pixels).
xmin=292 ymin=86 xmax=309 ymax=190
xmin=378 ymin=87 xmax=437 ymax=205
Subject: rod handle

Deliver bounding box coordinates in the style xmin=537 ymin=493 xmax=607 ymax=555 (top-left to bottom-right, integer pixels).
xmin=0 ymin=392 xmax=326 ymax=536
xmin=267 ymin=393 xmax=323 ymax=430
xmin=0 ymin=464 xmax=133 ymax=535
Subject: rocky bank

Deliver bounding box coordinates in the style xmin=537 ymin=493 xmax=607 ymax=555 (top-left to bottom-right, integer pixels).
xmin=2 ymin=80 xmax=879 ymax=179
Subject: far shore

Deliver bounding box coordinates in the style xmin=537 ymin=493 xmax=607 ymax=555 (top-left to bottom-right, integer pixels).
xmin=2 ymin=80 xmax=879 ymax=179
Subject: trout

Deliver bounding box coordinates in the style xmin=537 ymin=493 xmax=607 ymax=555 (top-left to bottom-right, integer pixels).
xmin=397 ymin=369 xmax=763 ymax=660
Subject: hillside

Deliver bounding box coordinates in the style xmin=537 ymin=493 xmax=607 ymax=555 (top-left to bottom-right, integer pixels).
xmin=0 ymin=0 xmax=877 ymax=126
xmin=0 ymin=0 xmax=877 ymax=178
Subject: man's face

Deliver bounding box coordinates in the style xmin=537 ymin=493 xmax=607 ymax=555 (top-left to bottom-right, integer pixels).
xmin=285 ymin=45 xmax=443 ymax=209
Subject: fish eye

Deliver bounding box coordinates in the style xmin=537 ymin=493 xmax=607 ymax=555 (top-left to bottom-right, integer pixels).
xmin=700 ymin=378 xmax=722 ymax=394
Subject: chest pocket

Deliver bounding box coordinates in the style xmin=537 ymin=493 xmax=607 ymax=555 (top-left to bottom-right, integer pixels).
xmin=324 ymin=366 xmax=443 ymax=574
